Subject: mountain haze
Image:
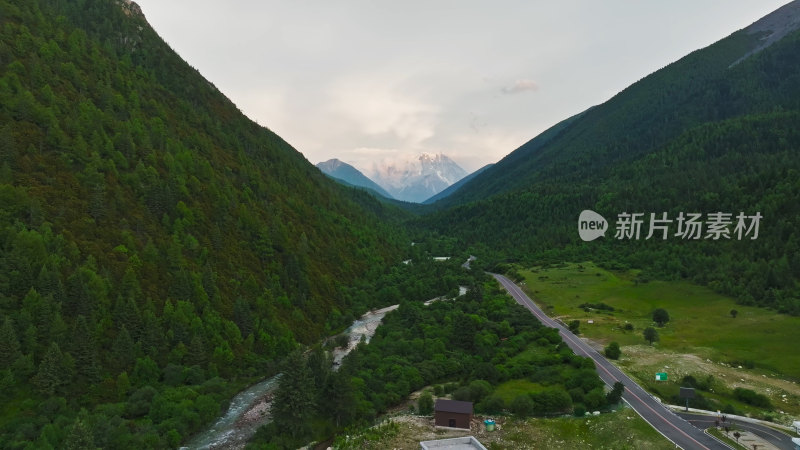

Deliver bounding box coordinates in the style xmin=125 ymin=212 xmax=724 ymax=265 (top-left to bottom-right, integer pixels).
xmin=422 ymin=1 xmax=800 ymax=314
xmin=316 ymin=158 xmax=394 ymax=199
xmin=367 ymin=153 xmax=468 ymax=203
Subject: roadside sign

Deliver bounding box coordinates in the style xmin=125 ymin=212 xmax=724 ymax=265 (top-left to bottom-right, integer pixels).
xmin=679 ymin=387 xmax=695 ymax=411
xmin=655 ymin=372 xmax=668 ymax=381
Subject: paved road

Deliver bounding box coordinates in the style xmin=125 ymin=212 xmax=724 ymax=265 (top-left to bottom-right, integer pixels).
xmin=677 ymin=412 xmax=794 ymax=450
xmin=493 ymin=273 xmax=731 ymax=450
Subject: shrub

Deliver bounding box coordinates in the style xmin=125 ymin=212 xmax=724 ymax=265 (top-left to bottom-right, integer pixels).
xmin=681 ymin=375 xmax=698 ymax=388
xmin=643 ymin=327 xmax=659 ymax=345
xmin=652 ymin=308 xmax=670 ymax=327
xmin=418 ymin=392 xmax=434 ymax=415
xmin=722 ymin=404 xmax=739 ymax=415
xmin=606 ymin=382 xmax=624 ymax=405
xmin=468 ymin=380 xmax=492 ymax=403
xmin=604 ymin=342 xmax=621 ymax=360
xmin=452 ymin=386 xmax=471 ymax=402
xmin=583 ymin=388 xmax=607 ymax=410
xmin=510 ymin=395 xmax=535 ymax=417
xmin=477 ymin=395 xmax=505 ymax=414
xmin=532 ymin=388 xmax=572 ymax=414
xmin=733 ymin=388 xmax=772 ymax=409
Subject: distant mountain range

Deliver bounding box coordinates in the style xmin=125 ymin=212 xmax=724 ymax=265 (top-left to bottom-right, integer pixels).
xmin=365 ymin=153 xmax=468 ymax=203
xmin=318 ymin=154 xmax=472 ymax=203
xmin=316 ymin=159 xmax=395 ymax=199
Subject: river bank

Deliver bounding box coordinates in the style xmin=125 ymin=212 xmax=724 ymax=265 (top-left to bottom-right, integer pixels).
xmin=183 ymin=304 xmax=399 ymax=449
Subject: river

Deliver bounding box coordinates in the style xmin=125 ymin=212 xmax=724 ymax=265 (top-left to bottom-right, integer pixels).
xmin=183 ymin=304 xmax=399 ymax=449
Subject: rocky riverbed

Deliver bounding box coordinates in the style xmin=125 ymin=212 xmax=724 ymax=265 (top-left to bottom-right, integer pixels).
xmin=185 ymin=304 xmax=398 ymax=449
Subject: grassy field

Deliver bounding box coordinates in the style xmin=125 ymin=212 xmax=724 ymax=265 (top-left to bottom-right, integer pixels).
xmin=519 ymin=262 xmax=800 ymax=378
xmin=336 ymin=409 xmax=675 ymax=449
xmin=517 ymin=262 xmax=800 ymax=419
xmin=493 ymin=380 xmax=546 ymax=404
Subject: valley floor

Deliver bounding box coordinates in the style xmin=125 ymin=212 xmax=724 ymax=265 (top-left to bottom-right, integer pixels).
xmin=519 ymin=262 xmax=800 ymax=420
xmin=613 ymin=343 xmax=800 ymax=419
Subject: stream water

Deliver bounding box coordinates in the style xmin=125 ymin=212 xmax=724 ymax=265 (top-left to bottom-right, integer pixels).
xmin=182 ymin=375 xmax=281 ymax=449
xmin=183 ymin=304 xmax=399 ymax=449
xmin=332 ymin=304 xmax=398 ymax=367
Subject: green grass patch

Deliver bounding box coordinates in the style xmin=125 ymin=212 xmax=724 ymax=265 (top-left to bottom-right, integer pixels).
xmin=638 ymin=378 xmax=761 ymax=416
xmin=493 ymin=380 xmax=545 ymax=404
xmin=493 ymin=409 xmax=675 ymax=449
xmin=506 ymin=344 xmax=550 ymax=364
xmin=520 ymin=262 xmax=800 ymax=379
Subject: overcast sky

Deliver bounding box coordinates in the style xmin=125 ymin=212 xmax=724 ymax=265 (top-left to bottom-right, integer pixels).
xmin=136 ymin=1 xmax=787 ymax=173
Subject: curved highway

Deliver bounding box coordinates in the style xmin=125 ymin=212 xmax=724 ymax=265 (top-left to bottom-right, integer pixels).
xmin=677 ymin=412 xmax=794 ymax=450
xmin=493 ymin=273 xmax=731 ymax=450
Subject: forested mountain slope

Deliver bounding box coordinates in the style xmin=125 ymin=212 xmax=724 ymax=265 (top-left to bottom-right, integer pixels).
xmin=421 ymin=2 xmax=800 ymax=314
xmin=0 ymin=0 xmax=405 ymax=447
xmin=422 ymin=163 xmax=494 ymax=204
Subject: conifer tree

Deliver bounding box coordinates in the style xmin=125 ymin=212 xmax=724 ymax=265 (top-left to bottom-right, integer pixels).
xmin=35 ymin=342 xmax=68 ymax=395
xmin=110 ymin=326 xmax=135 ymax=374
xmin=0 ymin=318 xmax=21 ymax=369
xmin=63 ymin=410 xmax=97 ymax=450
xmin=185 ymin=334 xmax=207 ymax=368
xmin=272 ymin=351 xmax=315 ymax=439
xmin=72 ymin=315 xmax=100 ymax=382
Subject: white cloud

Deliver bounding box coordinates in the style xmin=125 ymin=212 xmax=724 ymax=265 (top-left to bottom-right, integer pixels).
xmin=325 ymin=74 xmax=440 ymax=150
xmin=136 ymin=0 xmax=791 ymax=172
xmin=502 ymin=79 xmax=539 ymax=95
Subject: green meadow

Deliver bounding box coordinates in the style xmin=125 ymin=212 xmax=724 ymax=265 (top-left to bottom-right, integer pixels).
xmin=519 ymin=263 xmax=800 ymax=379
xmin=493 ymin=380 xmax=546 ymax=404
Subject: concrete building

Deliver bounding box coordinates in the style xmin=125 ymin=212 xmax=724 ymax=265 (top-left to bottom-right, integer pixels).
xmin=420 ymin=436 xmax=487 ymax=450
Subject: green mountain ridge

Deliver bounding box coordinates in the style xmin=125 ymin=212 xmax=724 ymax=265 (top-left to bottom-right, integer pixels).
xmin=421 ymin=3 xmax=800 ymax=314
xmin=0 ymin=0 xmax=407 ymax=447
xmin=422 ymin=163 xmax=494 ymax=205
xmin=3 ymin=0 xmax=800 ymax=447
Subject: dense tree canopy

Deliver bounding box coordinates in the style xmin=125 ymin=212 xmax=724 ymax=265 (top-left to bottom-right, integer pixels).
xmin=0 ymin=0 xmax=411 ymax=447
xmin=253 ymin=268 xmax=611 ymax=447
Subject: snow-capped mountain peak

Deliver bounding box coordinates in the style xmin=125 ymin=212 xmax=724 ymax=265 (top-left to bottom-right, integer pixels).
xmin=365 ymin=153 xmax=468 ymax=203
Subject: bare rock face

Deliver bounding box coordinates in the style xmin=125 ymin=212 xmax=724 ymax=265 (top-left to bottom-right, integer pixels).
xmin=117 ymin=0 xmax=143 ymax=18
xmin=731 ymin=0 xmax=800 ymax=66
